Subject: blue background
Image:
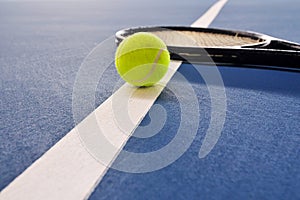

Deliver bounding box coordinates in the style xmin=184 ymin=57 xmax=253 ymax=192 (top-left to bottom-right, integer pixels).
xmin=1 ymin=0 xmax=299 ymax=199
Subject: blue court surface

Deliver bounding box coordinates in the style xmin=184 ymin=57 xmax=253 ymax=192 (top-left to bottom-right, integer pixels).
xmin=1 ymin=0 xmax=300 ymax=199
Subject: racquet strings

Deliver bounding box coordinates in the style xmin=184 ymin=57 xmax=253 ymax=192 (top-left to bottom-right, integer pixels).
xmin=151 ymin=30 xmax=265 ymax=47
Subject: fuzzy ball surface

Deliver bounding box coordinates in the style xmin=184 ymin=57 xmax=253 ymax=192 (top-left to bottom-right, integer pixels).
xmin=115 ymin=32 xmax=170 ymax=87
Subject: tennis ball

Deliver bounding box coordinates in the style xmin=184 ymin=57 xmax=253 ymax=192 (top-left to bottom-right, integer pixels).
xmin=115 ymin=32 xmax=170 ymax=87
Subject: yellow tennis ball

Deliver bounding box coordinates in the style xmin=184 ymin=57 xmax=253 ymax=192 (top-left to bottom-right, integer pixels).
xmin=115 ymin=32 xmax=170 ymax=87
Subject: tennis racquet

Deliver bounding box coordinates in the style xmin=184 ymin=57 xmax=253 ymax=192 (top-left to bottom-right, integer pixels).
xmin=115 ymin=26 xmax=300 ymax=72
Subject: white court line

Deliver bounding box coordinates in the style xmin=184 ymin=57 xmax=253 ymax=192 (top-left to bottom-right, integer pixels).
xmin=191 ymin=0 xmax=228 ymax=27
xmin=0 ymin=0 xmax=228 ymax=199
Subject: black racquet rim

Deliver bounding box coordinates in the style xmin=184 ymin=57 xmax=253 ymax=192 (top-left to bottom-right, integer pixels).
xmin=115 ymin=26 xmax=300 ymax=72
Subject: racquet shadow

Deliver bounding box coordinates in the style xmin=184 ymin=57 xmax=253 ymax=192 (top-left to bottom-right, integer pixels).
xmin=177 ymin=63 xmax=300 ymax=98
